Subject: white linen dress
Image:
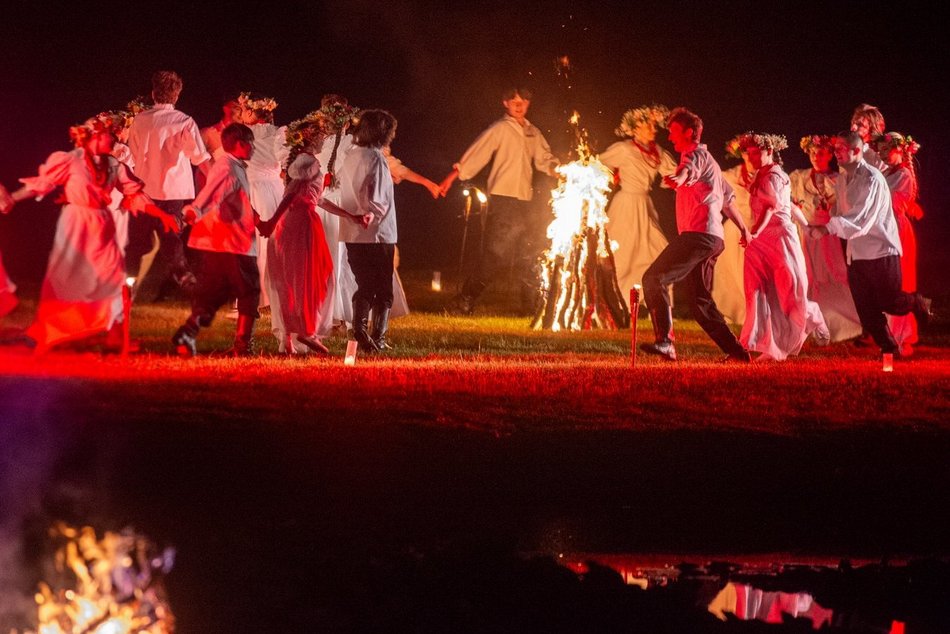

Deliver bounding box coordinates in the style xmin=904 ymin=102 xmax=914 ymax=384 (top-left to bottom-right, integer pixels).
xmin=598 ymin=140 xmax=676 ymax=310
xmin=247 ymin=122 xmax=289 ymax=307
xmin=740 ymin=164 xmax=828 ymax=361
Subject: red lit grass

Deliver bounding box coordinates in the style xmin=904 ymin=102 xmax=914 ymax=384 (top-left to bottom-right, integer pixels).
xmin=2 ymin=298 xmax=948 ymax=436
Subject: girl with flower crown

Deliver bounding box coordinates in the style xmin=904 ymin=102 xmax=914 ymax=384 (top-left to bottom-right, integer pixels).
xmin=597 ymin=105 xmax=676 ymax=312
xmin=257 ymin=117 xmax=370 ymax=355
xmin=239 ymin=92 xmax=289 ymax=310
xmin=716 ymin=133 xmax=757 ymax=325
xmin=876 ymin=132 xmax=924 ymax=356
xmin=0 ymin=117 xmax=177 ymax=353
xmin=789 ymin=134 xmax=862 ymax=342
xmin=737 ymin=133 xmax=829 ymax=361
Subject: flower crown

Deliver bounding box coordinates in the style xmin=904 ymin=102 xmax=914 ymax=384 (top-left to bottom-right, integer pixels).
xmin=238 ymin=92 xmax=278 ymax=112
xmin=68 ymin=110 xmax=134 ymax=147
xmin=126 ymin=96 xmax=150 ymax=116
xmin=614 ymin=104 xmax=670 ymax=138
xmin=874 ymin=131 xmax=920 ymax=159
xmin=799 ymin=134 xmax=835 ymax=154
xmin=317 ymin=97 xmax=361 ymax=134
xmin=735 ymin=132 xmax=788 ymax=154
xmin=725 ymin=131 xmax=754 ymax=160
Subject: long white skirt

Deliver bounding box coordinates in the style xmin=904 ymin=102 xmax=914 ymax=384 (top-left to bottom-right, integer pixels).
xmin=249 ymin=174 xmax=285 ymax=308
xmin=740 ymin=220 xmax=828 ymax=361
xmin=605 ymin=191 xmax=668 ymax=310
xmin=800 ymin=232 xmax=862 ymax=342
xmin=28 ymin=204 xmax=124 ymax=351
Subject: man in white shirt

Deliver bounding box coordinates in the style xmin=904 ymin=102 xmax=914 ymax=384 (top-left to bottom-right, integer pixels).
xmin=640 ymin=108 xmax=751 ymax=362
xmin=439 ymin=88 xmax=558 ymax=315
xmin=127 ymin=70 xmax=211 ymax=303
xmin=809 ymin=132 xmax=931 ymax=357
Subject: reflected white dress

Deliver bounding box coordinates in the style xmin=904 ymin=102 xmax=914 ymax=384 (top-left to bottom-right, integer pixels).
xmin=740 ymin=164 xmax=828 ymax=361
xmin=717 ymin=164 xmax=755 ymax=325
xmin=789 ymin=168 xmax=862 ymax=342
xmin=247 ymin=122 xmax=289 ymax=307
xmin=20 ymin=148 xmax=145 ymax=351
xmin=265 ymin=153 xmax=334 ymax=353
xmin=598 ymin=139 xmax=676 ymax=310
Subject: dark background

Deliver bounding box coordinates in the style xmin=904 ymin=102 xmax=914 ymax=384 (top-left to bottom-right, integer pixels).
xmin=2 ymin=0 xmax=948 ymax=296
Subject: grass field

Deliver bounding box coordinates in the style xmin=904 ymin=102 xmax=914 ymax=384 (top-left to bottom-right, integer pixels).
xmin=2 ymin=270 xmax=949 ymax=632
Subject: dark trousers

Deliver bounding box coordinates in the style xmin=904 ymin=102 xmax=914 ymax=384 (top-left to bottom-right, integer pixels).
xmin=190 ymin=251 xmax=260 ymax=326
xmin=346 ymin=243 xmax=396 ymax=309
xmin=847 ymin=255 xmax=916 ymax=353
xmin=126 ymin=199 xmax=192 ymax=302
xmin=463 ymin=195 xmax=540 ymax=307
xmin=642 ymin=231 xmax=745 ymax=355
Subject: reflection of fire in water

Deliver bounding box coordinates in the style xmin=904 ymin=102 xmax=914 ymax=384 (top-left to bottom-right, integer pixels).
xmin=25 ymin=523 xmax=175 ymax=634
xmin=531 ymin=111 xmax=629 ymax=331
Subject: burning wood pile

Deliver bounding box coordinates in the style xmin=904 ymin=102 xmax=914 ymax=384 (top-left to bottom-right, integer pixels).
xmin=531 ymin=112 xmax=630 ymax=331
xmin=23 ymin=523 xmax=175 ymax=634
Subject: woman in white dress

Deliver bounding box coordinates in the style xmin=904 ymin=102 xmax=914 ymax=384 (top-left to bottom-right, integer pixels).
xmin=790 ymin=134 xmax=862 ymax=342
xmin=738 ymin=133 xmax=829 ymax=361
xmin=239 ymin=92 xmax=289 ymax=308
xmin=259 ymin=119 xmax=370 ymax=355
xmin=876 ymin=132 xmax=924 ymax=356
xmin=717 ymin=133 xmax=757 ymax=325
xmin=598 ymin=105 xmax=676 ymax=312
xmin=0 ymin=115 xmax=177 ymax=353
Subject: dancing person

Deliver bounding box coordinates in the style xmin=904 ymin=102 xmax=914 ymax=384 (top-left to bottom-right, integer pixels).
xmin=0 ymin=115 xmax=177 ymax=353
xmin=258 ymin=116 xmax=370 ymax=355
xmin=876 ymin=132 xmax=924 ymax=356
xmin=126 ymin=70 xmax=211 ymax=302
xmin=172 ymin=123 xmax=260 ymax=357
xmin=851 ymin=103 xmax=886 ymax=170
xmin=716 ymin=133 xmax=757 ymax=325
xmin=440 ymin=87 xmax=558 ymax=315
xmin=239 ymin=92 xmax=288 ymax=309
xmin=737 ymin=133 xmax=829 ymax=361
xmin=808 ymin=132 xmax=931 ymax=358
xmin=789 ymin=134 xmax=862 ymax=342
xmin=597 ymin=105 xmax=676 ymax=313
xmin=102 ymin=107 xmax=139 ymax=258
xmin=337 ymin=109 xmax=400 ymax=353
xmin=201 ymin=96 xmax=243 ymax=162
xmin=639 ymin=107 xmax=752 ymax=362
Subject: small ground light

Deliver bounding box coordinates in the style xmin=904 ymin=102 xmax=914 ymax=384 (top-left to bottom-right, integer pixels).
xmin=431 ymin=271 xmax=442 ymax=292
xmin=883 ymin=353 xmax=893 ymax=372
xmin=344 ymin=340 xmax=358 ymax=366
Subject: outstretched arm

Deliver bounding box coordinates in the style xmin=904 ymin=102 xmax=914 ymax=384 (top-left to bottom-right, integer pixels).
xmin=399 ymin=166 xmax=442 ymax=199
xmin=439 ymin=167 xmax=460 ymax=197
xmin=0 ymin=184 xmax=34 ymax=213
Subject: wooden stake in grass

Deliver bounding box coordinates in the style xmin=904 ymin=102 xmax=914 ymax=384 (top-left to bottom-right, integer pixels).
xmin=122 ymin=277 xmax=134 ymax=357
xmin=630 ymin=285 xmax=641 ymax=367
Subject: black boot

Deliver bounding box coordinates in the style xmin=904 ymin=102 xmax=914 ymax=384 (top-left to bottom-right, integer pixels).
xmin=352 ymin=298 xmax=379 ymax=353
xmin=372 ymin=304 xmax=393 ymax=351
xmin=229 ymin=315 xmax=256 ymax=357
xmin=172 ymin=315 xmax=201 ymax=358
xmin=913 ymin=293 xmax=933 ymax=328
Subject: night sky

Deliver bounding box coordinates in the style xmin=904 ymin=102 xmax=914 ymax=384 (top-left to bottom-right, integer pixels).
xmin=2 ymin=0 xmax=948 ymax=294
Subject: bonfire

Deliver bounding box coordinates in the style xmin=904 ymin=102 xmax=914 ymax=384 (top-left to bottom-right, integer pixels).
xmin=24 ymin=523 xmax=175 ymax=634
xmin=531 ymin=112 xmax=630 ymax=331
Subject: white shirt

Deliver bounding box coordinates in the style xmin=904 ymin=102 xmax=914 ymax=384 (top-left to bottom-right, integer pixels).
xmin=338 ymin=146 xmax=397 ymax=244
xmin=673 ymin=144 xmax=726 ymax=238
xmin=128 ymin=103 xmax=210 ymax=200
xmin=456 ymin=115 xmax=555 ymax=201
xmin=187 ymin=153 xmax=257 ymax=256
xmin=826 ymin=159 xmax=901 ymax=262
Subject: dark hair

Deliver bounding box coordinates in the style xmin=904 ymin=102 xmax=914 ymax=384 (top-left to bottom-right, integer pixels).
xmin=837 ymin=130 xmax=864 ymax=148
xmin=221 ymin=122 xmax=254 ymax=151
xmin=668 ymin=107 xmax=703 ymax=141
xmin=352 ymin=109 xmax=397 ymax=148
xmin=502 ymin=87 xmax=533 ymax=101
xmin=152 ymin=70 xmax=183 ymax=104
xmin=851 ymin=104 xmax=885 ymax=136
